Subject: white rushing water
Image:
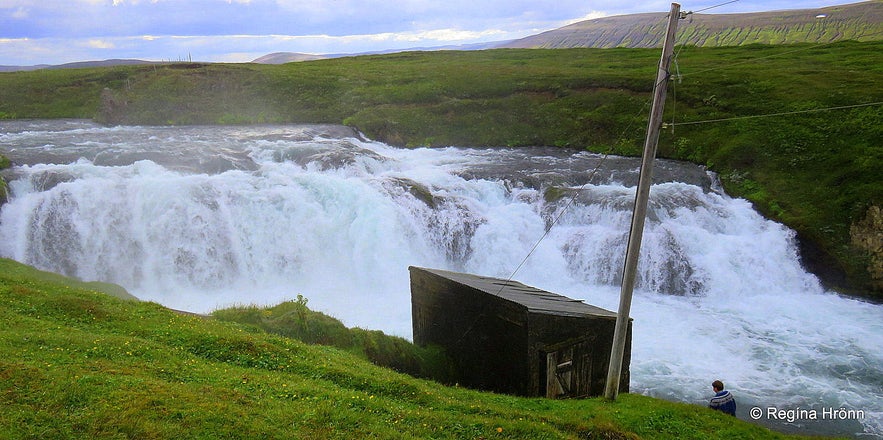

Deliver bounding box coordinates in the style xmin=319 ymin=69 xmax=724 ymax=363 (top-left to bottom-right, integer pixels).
xmin=1 ymin=121 xmax=881 ymax=437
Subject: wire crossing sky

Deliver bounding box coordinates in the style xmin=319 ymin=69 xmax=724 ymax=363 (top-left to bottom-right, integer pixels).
xmin=0 ymin=0 xmax=866 ymax=66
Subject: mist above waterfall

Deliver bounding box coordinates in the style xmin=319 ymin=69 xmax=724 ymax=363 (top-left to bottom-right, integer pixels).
xmin=1 ymin=120 xmax=880 ymax=437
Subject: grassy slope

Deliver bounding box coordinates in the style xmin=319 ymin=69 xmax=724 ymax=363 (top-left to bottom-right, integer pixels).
xmin=211 ymin=298 xmax=458 ymax=384
xmin=503 ymin=2 xmax=883 ymax=50
xmin=0 ymin=258 xmax=822 ymax=439
xmin=0 ymin=42 xmax=880 ymax=298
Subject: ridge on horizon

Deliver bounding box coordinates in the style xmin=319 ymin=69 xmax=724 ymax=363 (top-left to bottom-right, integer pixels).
xmin=499 ymin=1 xmax=881 ymax=49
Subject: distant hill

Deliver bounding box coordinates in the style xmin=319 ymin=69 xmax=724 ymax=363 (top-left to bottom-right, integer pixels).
xmin=47 ymin=59 xmax=162 ymax=69
xmin=499 ymin=1 xmax=883 ymax=49
xmin=251 ymin=41 xmax=504 ymax=64
xmin=1 ymin=59 xmax=161 ymax=72
xmin=252 ymin=52 xmax=329 ymax=64
xmin=0 ymin=64 xmax=50 ymax=72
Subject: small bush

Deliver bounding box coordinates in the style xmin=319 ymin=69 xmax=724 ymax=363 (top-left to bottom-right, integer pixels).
xmin=212 ymin=295 xmax=456 ymax=383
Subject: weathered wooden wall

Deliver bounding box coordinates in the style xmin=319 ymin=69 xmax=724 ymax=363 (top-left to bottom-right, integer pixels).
xmin=410 ymin=266 xmax=630 ymax=397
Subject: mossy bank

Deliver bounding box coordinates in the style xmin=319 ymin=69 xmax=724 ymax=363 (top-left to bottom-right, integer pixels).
xmin=0 ymin=42 xmax=880 ymax=300
xmin=0 ymin=153 xmax=11 ymax=205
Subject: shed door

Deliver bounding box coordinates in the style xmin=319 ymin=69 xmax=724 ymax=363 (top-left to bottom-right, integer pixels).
xmin=544 ymin=339 xmax=593 ymax=399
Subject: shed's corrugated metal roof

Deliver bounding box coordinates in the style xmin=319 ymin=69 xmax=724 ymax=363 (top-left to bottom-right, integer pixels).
xmin=413 ymin=267 xmax=617 ymax=319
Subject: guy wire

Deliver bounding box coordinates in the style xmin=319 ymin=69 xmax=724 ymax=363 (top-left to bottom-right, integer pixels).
xmin=495 ymin=12 xmax=672 ymax=294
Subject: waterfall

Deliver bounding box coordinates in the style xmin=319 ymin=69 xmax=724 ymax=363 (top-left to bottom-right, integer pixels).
xmin=1 ymin=120 xmax=880 ymax=437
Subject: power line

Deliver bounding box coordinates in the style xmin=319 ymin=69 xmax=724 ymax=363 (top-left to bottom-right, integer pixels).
xmin=498 ymin=6 xmax=879 ymax=288
xmin=669 ymin=27 xmax=883 ymax=130
xmin=670 ymin=101 xmax=883 ymax=127
xmin=692 ymin=0 xmax=740 ymax=14
xmin=678 ymin=30 xmax=883 ymax=79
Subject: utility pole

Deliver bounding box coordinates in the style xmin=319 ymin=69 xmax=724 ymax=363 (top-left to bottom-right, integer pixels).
xmin=604 ymin=2 xmax=682 ymax=401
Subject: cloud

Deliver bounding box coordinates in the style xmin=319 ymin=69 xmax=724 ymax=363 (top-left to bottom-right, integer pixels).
xmin=564 ymin=11 xmax=608 ymax=26
xmin=0 ymin=0 xmax=866 ymax=65
xmin=0 ymin=22 xmax=533 ymax=66
xmin=88 ymin=39 xmax=115 ymax=49
xmin=2 ymin=0 xmax=607 ymax=39
xmin=388 ymin=29 xmax=509 ymax=43
xmin=11 ymin=6 xmax=27 ymax=18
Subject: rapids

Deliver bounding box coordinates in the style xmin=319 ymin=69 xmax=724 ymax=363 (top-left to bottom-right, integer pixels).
xmin=1 ymin=120 xmax=880 ymax=437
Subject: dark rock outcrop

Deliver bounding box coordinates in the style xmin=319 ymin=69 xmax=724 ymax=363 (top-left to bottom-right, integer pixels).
xmin=96 ymin=87 xmax=128 ymax=125
xmin=851 ymin=205 xmax=883 ymax=294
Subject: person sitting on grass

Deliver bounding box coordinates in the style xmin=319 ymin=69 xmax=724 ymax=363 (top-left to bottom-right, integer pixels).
xmin=709 ymin=380 xmax=736 ymax=416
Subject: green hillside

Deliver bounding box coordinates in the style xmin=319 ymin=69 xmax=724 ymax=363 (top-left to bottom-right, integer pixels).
xmin=0 ymin=41 xmax=880 ymax=300
xmin=500 ymin=2 xmax=883 ymax=49
xmin=0 ymin=258 xmax=824 ymax=439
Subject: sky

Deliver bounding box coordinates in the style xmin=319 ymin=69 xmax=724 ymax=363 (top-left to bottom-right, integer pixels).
xmin=0 ymin=0 xmax=866 ymax=66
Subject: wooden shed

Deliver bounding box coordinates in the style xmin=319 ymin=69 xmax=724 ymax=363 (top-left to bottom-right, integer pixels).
xmin=410 ymin=266 xmax=630 ymax=398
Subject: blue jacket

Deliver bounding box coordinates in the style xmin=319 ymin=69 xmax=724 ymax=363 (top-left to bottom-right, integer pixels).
xmin=709 ymin=390 xmax=736 ymax=416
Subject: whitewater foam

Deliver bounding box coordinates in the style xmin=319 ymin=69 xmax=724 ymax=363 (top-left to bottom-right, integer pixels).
xmin=1 ymin=121 xmax=880 ymax=437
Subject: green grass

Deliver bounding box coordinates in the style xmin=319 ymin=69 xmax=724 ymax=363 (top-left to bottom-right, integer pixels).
xmin=0 ymin=258 xmax=825 ymax=439
xmin=211 ymin=296 xmax=457 ymax=384
xmin=0 ymin=41 xmax=880 ymax=299
xmin=0 ymin=153 xmax=9 ymax=205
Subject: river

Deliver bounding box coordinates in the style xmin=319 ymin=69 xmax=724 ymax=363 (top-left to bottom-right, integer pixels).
xmin=1 ymin=120 xmax=880 ymax=437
